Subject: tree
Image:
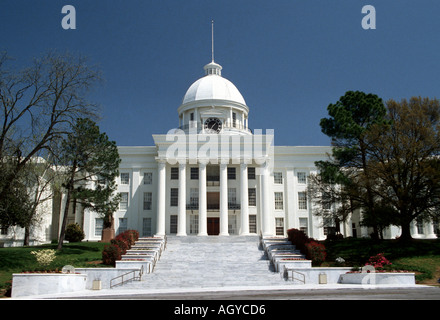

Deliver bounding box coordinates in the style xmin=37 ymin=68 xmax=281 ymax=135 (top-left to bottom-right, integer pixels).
xmin=0 ymin=50 xmax=100 ymax=228
xmin=57 ymin=118 xmax=120 ymax=250
xmin=364 ymin=97 xmax=440 ymax=241
xmin=317 ymin=91 xmax=388 ymax=239
xmin=18 ymin=156 xmax=62 ymax=246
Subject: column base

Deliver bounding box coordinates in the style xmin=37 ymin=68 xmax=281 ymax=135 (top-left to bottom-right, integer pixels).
xmin=176 ymin=233 xmax=187 ymax=237
xmin=197 ymin=233 xmax=208 ymax=236
xmin=219 ymin=232 xmax=229 ymax=236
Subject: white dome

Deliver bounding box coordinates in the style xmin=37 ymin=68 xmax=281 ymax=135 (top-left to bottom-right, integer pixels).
xmin=182 ymin=62 xmax=246 ymax=106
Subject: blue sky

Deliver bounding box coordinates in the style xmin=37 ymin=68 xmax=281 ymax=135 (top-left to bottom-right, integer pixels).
xmin=1 ymin=1 xmax=440 ymax=147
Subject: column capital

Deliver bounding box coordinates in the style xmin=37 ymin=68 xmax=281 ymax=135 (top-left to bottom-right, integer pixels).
xmin=178 ymin=158 xmax=187 ymax=166
xmin=156 ymin=157 xmax=167 ymax=164
xmin=198 ymin=158 xmax=209 ymax=166
xmin=157 ymin=161 xmax=167 ymax=169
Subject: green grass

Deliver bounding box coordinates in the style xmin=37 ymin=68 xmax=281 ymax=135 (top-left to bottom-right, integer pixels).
xmin=323 ymin=238 xmax=440 ymax=284
xmin=0 ymin=242 xmax=108 ymax=297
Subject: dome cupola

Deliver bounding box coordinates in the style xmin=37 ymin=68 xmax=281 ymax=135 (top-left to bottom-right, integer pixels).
xmin=178 ymin=61 xmax=251 ymax=135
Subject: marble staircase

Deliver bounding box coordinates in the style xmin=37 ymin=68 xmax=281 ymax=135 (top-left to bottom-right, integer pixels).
xmin=120 ymin=235 xmax=291 ymax=290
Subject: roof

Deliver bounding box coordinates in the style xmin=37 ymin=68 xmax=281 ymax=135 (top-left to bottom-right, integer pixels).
xmin=182 ymin=62 xmax=247 ymax=106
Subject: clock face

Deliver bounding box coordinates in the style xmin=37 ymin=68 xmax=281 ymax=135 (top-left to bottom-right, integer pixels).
xmin=204 ymin=118 xmax=222 ymax=133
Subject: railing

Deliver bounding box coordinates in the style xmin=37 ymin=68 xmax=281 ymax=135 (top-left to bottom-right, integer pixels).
xmin=110 ymin=265 xmax=144 ymax=288
xmin=283 ymin=266 xmax=305 ymax=284
xmin=186 ymin=203 xmax=241 ymax=210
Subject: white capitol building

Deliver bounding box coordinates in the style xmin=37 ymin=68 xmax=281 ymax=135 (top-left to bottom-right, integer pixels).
xmin=83 ymin=59 xmax=339 ymax=240
xmin=1 ymin=56 xmax=437 ymax=247
xmin=82 ymin=58 xmax=437 ymax=241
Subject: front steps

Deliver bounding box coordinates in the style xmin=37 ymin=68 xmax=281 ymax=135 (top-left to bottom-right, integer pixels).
xmin=120 ymin=235 xmax=291 ymax=290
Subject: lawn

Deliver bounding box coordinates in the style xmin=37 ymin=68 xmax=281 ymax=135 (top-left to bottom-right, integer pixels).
xmin=323 ymin=238 xmax=440 ymax=284
xmin=0 ymin=241 xmax=108 ymax=297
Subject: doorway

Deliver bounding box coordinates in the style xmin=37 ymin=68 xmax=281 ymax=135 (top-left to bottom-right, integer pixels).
xmin=207 ymin=218 xmax=219 ymax=235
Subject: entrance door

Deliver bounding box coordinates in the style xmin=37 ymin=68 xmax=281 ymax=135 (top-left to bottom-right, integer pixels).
xmin=207 ymin=218 xmax=220 ymax=235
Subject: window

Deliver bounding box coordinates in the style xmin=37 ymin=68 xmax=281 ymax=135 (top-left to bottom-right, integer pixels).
xmin=276 ymin=218 xmax=284 ymax=236
xmin=298 ymin=192 xmax=307 ymax=210
xmin=190 ymin=215 xmax=199 ymax=234
xmin=228 ymin=188 xmax=237 ymax=207
xmin=297 ymin=172 xmax=307 ymax=184
xmin=170 ymin=215 xmax=178 ymax=234
xmin=120 ymin=173 xmax=129 ymax=185
xmin=227 ymin=167 xmax=236 ymax=180
xmin=170 ymin=188 xmax=178 ymax=206
xmin=95 ymin=218 xmax=103 ymax=237
xmin=249 ymin=215 xmax=257 ymax=234
xmin=274 ymin=172 xmax=283 ymax=184
xmin=142 ymin=218 xmax=152 ymax=237
xmin=190 ymin=188 xmax=199 ymax=208
xmin=323 ymin=218 xmax=334 ymax=236
xmin=170 ymin=167 xmax=179 ymax=180
xmin=1 ymin=225 xmax=8 ymax=235
xmin=274 ymin=192 xmax=284 ymax=210
xmin=434 ymin=219 xmax=440 ymax=236
xmin=232 ymin=112 xmax=237 ymax=127
xmin=416 ymin=219 xmax=424 ymax=234
xmin=144 ymin=172 xmax=152 ymax=185
xmin=143 ymin=192 xmax=152 ymax=210
xmin=322 ymin=192 xmax=332 ymax=210
xmin=119 ymin=192 xmax=128 ymax=210
xmin=299 ymin=218 xmax=308 ymax=235
xmin=190 ymin=167 xmax=199 ymax=180
xmin=190 ymin=112 xmax=194 ymax=121
xmin=118 ymin=218 xmax=127 ymax=235
xmin=248 ymin=167 xmax=256 ymax=180
xmin=248 ymin=188 xmax=256 ymax=206
xmin=228 ymin=215 xmax=237 ymax=234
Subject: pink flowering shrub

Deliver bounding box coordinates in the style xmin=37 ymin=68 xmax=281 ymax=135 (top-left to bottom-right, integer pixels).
xmin=365 ymin=253 xmax=392 ymax=269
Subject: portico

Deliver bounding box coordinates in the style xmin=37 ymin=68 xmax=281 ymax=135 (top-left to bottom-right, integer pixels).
xmin=154 ymin=156 xmax=271 ymax=237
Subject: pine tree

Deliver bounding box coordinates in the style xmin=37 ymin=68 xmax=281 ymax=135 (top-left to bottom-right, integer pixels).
xmin=57 ymin=118 xmax=120 ymax=250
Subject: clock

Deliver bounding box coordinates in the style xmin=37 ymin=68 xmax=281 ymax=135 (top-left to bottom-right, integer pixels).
xmin=204 ymin=118 xmax=222 ymax=133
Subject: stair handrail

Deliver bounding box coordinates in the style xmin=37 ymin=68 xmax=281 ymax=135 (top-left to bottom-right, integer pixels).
xmin=110 ymin=265 xmax=144 ymax=288
xmin=283 ymin=266 xmax=305 ymax=284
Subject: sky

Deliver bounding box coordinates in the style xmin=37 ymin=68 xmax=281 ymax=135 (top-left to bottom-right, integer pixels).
xmin=1 ymin=0 xmax=440 ymax=147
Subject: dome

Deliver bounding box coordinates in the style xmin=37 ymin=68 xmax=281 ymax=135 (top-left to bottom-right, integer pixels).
xmin=182 ymin=62 xmax=246 ymax=106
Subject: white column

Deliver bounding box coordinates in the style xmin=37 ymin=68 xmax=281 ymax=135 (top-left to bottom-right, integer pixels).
xmin=426 ymin=221 xmax=437 ymax=239
xmin=156 ymin=161 xmax=166 ymax=236
xmin=177 ymin=161 xmax=187 ymax=236
xmin=261 ymin=162 xmax=271 ymax=236
xmin=240 ymin=163 xmax=249 ymax=235
xmin=220 ymin=161 xmax=229 ymax=236
xmin=411 ymin=221 xmax=422 ymax=239
xmin=198 ymin=160 xmax=208 ymax=236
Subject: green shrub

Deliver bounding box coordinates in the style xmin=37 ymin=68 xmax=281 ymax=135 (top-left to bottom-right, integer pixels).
xmin=65 ymin=223 xmax=85 ymax=243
